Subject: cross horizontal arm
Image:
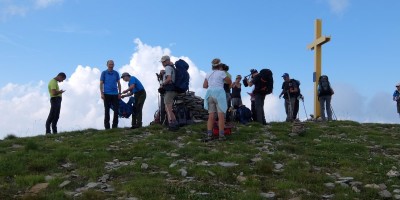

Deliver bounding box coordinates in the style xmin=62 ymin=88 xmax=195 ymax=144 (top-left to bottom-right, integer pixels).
xmin=307 ymin=36 xmax=331 ymax=50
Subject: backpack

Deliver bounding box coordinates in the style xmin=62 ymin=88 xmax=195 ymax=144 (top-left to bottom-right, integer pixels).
xmin=255 ymin=69 xmax=273 ymax=95
xmin=290 ymin=79 xmax=301 ymax=96
xmin=173 ymin=104 xmax=192 ymax=126
xmin=318 ymin=75 xmax=332 ymax=96
xmin=173 ymin=59 xmax=190 ymax=93
xmin=235 ymin=105 xmax=252 ymax=124
xmin=110 ymin=99 xmax=133 ymax=118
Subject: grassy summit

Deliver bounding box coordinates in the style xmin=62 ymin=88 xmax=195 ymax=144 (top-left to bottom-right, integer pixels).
xmin=1 ymin=121 xmax=400 ymax=200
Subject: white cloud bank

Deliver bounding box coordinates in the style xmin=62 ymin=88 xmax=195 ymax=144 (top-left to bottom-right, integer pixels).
xmin=0 ymin=39 xmax=398 ymax=139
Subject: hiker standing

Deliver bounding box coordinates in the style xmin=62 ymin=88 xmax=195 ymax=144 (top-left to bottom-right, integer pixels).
xmin=159 ymin=55 xmax=179 ymax=131
xmin=318 ymin=75 xmax=334 ymax=121
xmin=246 ymin=69 xmax=267 ymax=125
xmin=247 ymin=91 xmax=257 ymax=121
xmin=231 ymin=75 xmax=243 ymax=109
xmin=100 ymin=60 xmax=121 ymax=129
xmin=393 ymin=82 xmax=400 ymax=118
xmin=45 ymin=72 xmax=66 ymax=134
xmin=279 ymin=73 xmax=299 ymax=122
xmin=121 ymin=72 xmax=146 ymax=129
xmin=203 ymin=61 xmax=232 ymax=140
xmin=220 ymin=63 xmax=232 ymax=122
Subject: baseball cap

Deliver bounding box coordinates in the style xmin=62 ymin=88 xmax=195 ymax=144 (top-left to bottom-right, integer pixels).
xmin=250 ymin=69 xmax=258 ymax=74
xmin=121 ymin=72 xmax=130 ymax=78
xmin=282 ymin=73 xmax=289 ymax=78
xmin=160 ymin=55 xmax=170 ymax=62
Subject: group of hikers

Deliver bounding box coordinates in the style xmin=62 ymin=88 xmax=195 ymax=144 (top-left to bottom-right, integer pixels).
xmin=44 ymin=56 xmax=400 ymax=136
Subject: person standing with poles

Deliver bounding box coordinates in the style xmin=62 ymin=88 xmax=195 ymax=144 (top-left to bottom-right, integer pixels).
xmin=318 ymin=75 xmax=334 ymax=121
xmin=279 ymin=73 xmax=299 ymax=122
xmin=45 ymin=72 xmax=66 ymax=134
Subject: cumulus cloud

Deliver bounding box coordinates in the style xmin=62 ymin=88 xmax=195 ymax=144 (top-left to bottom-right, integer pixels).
xmin=1 ymin=39 xmax=397 ymax=139
xmin=327 ymin=0 xmax=350 ymax=15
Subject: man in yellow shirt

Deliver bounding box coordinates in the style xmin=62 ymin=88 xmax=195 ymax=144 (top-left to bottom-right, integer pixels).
xmin=46 ymin=72 xmax=66 ymax=134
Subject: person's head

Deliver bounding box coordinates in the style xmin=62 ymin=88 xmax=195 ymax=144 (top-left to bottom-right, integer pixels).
xmin=396 ymin=83 xmax=400 ymax=89
xmin=56 ymin=72 xmax=66 ymax=82
xmin=250 ymin=69 xmax=258 ymax=78
xmin=282 ymin=73 xmax=290 ymax=82
xmin=107 ymin=60 xmax=114 ymax=70
xmin=236 ymin=75 xmax=242 ymax=81
xmin=121 ymin=72 xmax=131 ymax=82
xmin=160 ymin=55 xmax=171 ymax=67
xmin=211 ymin=58 xmax=221 ymax=67
xmin=221 ymin=64 xmax=229 ymax=72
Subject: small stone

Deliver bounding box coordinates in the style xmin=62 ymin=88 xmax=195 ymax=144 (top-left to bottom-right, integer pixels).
xmin=352 ymin=186 xmax=360 ymax=193
xmin=365 ymin=184 xmax=380 ymax=189
xmin=45 ymin=175 xmax=54 ymax=182
xmin=274 ymin=163 xmax=284 ymax=170
xmin=217 ymin=162 xmax=238 ymax=167
xmin=59 ymin=180 xmax=71 ymax=188
xmin=29 ymin=183 xmax=49 ymax=194
xmin=379 ymin=183 xmax=387 ymax=190
xmin=393 ymin=189 xmax=400 ymax=194
xmin=379 ymin=190 xmax=392 ymax=198
xmin=237 ymin=175 xmax=247 ymax=182
xmin=324 ymin=183 xmax=335 ymax=189
xmin=86 ymin=182 xmax=99 ymax=189
xmin=251 ymin=157 xmax=262 ymax=162
xmin=179 ymin=168 xmax=188 ymax=177
xmin=141 ymin=163 xmax=148 ymax=170
xmin=394 ymin=194 xmax=400 ymax=200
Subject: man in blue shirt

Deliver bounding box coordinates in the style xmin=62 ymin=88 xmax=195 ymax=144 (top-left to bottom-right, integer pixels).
xmin=121 ymin=72 xmax=146 ymax=129
xmin=393 ymin=83 xmax=400 ymax=118
xmin=100 ymin=60 xmax=121 ymax=129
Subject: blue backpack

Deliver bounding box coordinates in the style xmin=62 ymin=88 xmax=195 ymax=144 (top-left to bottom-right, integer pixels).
xmin=111 ymin=99 xmax=133 ymax=118
xmin=173 ymin=59 xmax=190 ymax=93
xmin=235 ymin=105 xmax=252 ymax=124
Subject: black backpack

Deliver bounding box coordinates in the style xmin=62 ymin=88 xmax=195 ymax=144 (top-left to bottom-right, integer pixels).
xmin=290 ymin=79 xmax=301 ymax=96
xmin=173 ymin=59 xmax=190 ymax=93
xmin=318 ymin=75 xmax=332 ymax=96
xmin=173 ymin=104 xmax=191 ymax=126
xmin=254 ymin=69 xmax=273 ymax=95
xmin=235 ymin=105 xmax=252 ymax=124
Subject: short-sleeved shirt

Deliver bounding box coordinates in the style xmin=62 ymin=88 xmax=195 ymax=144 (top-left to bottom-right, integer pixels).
xmin=394 ymin=90 xmax=400 ymax=100
xmin=163 ymin=65 xmax=175 ymax=83
xmin=206 ymin=70 xmax=227 ymax=88
xmin=48 ymin=78 xmax=61 ymax=98
xmin=100 ymin=70 xmax=120 ymax=95
xmin=128 ymin=76 xmax=145 ymax=94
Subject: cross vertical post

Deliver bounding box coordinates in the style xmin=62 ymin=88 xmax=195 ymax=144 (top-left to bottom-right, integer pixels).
xmin=307 ymin=19 xmax=330 ymax=119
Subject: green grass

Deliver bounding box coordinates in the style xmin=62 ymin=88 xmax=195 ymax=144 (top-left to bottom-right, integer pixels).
xmin=1 ymin=121 xmax=400 ymax=199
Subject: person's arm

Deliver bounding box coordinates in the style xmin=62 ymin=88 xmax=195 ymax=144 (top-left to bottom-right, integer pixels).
xmin=100 ymin=72 xmax=105 ymax=99
xmin=117 ymin=80 xmax=122 ymax=99
xmin=224 ymin=76 xmax=232 ymax=86
xmin=122 ymin=84 xmax=135 ymax=98
xmin=51 ymin=88 xmax=64 ymax=96
xmin=203 ymin=79 xmax=208 ymax=89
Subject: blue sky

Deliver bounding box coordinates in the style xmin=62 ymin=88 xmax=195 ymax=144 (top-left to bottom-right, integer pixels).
xmin=1 ymin=0 xmax=399 ymax=138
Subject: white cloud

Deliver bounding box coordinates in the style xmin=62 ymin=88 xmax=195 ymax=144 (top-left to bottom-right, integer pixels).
xmin=0 ymin=0 xmax=62 ymax=21
xmin=327 ymin=0 xmax=349 ymax=15
xmin=35 ymin=0 xmax=63 ymax=9
xmin=1 ymin=39 xmax=398 ymax=139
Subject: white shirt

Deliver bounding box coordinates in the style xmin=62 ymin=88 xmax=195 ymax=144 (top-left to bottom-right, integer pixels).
xmin=206 ymin=70 xmax=226 ymax=88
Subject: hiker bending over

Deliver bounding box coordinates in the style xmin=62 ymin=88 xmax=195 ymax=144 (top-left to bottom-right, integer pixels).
xmin=46 ymin=72 xmax=66 ymax=134
xmin=393 ymin=82 xmax=400 ymax=118
xmin=203 ymin=60 xmax=232 ymax=141
xmin=121 ymin=72 xmax=146 ymax=129
xmin=100 ymin=60 xmax=121 ymax=129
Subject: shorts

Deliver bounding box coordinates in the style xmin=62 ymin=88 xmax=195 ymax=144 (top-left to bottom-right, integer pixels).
xmin=208 ymin=96 xmax=224 ymax=113
xmin=164 ymin=91 xmax=177 ymax=105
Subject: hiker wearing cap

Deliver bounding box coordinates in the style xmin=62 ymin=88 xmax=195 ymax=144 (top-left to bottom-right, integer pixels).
xmin=246 ymin=69 xmax=267 ymax=125
xmin=203 ymin=59 xmax=232 ymax=141
xmin=231 ymin=75 xmax=243 ymax=109
xmin=393 ymin=83 xmax=400 ymax=118
xmin=159 ymin=55 xmax=179 ymax=131
xmin=45 ymin=72 xmax=67 ymax=134
xmin=121 ymin=72 xmax=146 ymax=129
xmin=100 ymin=60 xmax=122 ymax=129
xmin=279 ymin=73 xmax=299 ymax=122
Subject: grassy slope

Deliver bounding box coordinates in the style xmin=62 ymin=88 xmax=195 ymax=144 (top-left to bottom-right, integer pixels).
xmin=1 ymin=121 xmax=400 ymax=200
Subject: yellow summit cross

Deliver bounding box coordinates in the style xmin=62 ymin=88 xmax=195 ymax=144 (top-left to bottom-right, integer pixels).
xmin=307 ymin=19 xmax=331 ymax=119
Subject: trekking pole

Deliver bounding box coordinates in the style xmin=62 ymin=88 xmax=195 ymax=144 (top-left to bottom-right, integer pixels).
xmin=300 ymin=95 xmax=308 ymax=120
xmin=330 ymin=104 xmax=337 ymax=121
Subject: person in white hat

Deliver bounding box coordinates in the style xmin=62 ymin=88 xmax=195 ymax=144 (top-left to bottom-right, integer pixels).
xmin=393 ymin=82 xmax=400 ymax=118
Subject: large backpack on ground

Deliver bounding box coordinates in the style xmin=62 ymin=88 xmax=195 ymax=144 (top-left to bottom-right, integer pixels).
xmin=255 ymin=69 xmax=273 ymax=95
xmin=318 ymin=75 xmax=333 ymax=96
xmin=174 ymin=59 xmax=190 ymax=93
xmin=235 ymin=105 xmax=252 ymax=124
xmin=173 ymin=103 xmax=192 ymax=126
xmin=110 ymin=99 xmax=133 ymax=118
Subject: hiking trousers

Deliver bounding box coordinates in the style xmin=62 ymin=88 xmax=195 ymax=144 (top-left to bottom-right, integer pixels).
xmin=104 ymin=94 xmax=119 ymax=129
xmin=284 ymin=97 xmax=296 ymax=121
xmin=319 ymin=95 xmax=332 ymax=121
xmin=46 ymin=97 xmax=62 ymax=134
xmin=132 ymin=90 xmax=146 ymax=127
xmin=254 ymin=93 xmax=266 ymax=124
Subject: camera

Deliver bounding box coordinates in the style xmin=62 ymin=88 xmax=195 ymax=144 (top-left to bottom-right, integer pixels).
xmin=242 ymin=74 xmax=251 ymax=87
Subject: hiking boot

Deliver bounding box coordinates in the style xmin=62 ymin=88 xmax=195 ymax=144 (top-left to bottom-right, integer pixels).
xmin=218 ymin=135 xmax=227 ymax=141
xmin=202 ymin=135 xmax=216 ymax=142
